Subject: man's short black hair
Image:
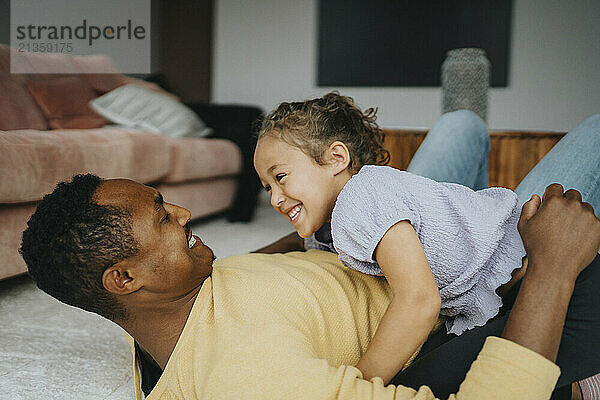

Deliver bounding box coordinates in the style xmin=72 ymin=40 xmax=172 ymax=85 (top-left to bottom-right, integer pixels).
xmin=20 ymin=174 xmax=138 ymax=322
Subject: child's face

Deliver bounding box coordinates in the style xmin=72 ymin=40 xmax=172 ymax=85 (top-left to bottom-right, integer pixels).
xmin=254 ymin=135 xmax=340 ymax=238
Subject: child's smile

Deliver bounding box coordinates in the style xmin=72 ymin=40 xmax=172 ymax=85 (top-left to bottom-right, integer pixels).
xmin=253 ymin=135 xmax=343 ymax=238
xmin=284 ymin=204 xmax=302 ymax=224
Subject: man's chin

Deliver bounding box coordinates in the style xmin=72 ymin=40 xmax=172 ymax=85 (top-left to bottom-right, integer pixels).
xmin=190 ymin=244 xmax=216 ymax=272
xmin=206 ymin=244 xmax=216 ymax=261
xmin=203 ymin=245 xmax=216 ymax=264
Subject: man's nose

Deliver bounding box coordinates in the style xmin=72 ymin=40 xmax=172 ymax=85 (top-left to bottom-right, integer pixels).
xmin=164 ymin=202 xmax=191 ymax=226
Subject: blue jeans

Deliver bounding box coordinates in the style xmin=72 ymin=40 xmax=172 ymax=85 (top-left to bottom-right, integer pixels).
xmin=407 ymin=110 xmax=600 ymax=214
xmin=393 ymin=110 xmax=600 ymax=398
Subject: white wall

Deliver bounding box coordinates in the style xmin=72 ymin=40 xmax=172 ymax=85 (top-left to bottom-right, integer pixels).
xmin=213 ymin=0 xmax=600 ymax=131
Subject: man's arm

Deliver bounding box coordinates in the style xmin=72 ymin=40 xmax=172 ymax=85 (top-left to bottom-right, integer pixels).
xmin=252 ymin=231 xmax=305 ymax=254
xmin=501 ymin=185 xmax=600 ymax=361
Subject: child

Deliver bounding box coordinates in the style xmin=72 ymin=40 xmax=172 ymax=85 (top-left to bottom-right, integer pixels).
xmin=253 ymin=92 xmax=529 ymax=384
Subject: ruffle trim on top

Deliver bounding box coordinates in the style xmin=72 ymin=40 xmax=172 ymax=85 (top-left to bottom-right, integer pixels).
xmin=444 ymin=210 xmax=526 ymax=335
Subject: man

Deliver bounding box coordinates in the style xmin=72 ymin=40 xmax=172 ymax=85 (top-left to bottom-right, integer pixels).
xmin=20 ymin=174 xmax=600 ymax=399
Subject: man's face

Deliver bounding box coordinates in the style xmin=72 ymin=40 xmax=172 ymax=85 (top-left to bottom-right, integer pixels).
xmin=94 ymin=179 xmax=214 ymax=298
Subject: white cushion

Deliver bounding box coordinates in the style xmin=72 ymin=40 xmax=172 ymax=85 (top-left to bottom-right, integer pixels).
xmin=89 ymin=84 xmax=212 ymax=138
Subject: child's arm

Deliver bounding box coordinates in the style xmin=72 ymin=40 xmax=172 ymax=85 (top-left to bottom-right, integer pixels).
xmin=355 ymin=220 xmax=441 ymax=384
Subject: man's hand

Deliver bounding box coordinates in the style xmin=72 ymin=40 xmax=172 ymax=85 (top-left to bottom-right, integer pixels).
xmin=502 ymin=184 xmax=600 ymax=362
xmin=518 ymin=184 xmax=600 ymax=281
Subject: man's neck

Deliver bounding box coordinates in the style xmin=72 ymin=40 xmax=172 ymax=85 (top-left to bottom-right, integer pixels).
xmin=120 ymin=285 xmax=203 ymax=370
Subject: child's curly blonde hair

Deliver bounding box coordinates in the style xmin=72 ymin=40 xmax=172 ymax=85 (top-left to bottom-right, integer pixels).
xmin=258 ymin=92 xmax=390 ymax=173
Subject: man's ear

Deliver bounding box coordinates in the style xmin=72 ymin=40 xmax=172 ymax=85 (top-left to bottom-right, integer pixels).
xmin=102 ymin=260 xmax=142 ymax=296
xmin=327 ymin=141 xmax=351 ymax=175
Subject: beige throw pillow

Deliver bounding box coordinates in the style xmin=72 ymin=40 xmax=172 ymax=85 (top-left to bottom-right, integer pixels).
xmin=89 ymin=84 xmax=212 ymax=138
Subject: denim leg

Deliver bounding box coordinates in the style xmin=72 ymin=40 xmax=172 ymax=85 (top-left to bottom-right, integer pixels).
xmin=407 ymin=110 xmax=490 ymax=190
xmin=514 ymin=114 xmax=600 ymax=215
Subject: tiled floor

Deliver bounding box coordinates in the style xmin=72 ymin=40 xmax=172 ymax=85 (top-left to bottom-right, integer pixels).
xmin=0 ymin=192 xmax=293 ymax=399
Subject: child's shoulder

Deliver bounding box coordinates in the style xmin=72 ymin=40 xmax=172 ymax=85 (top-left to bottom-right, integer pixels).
xmin=337 ymin=166 xmax=419 ymax=210
xmin=356 ymin=164 xmax=400 ymax=177
xmin=344 ymin=165 xmax=427 ymax=192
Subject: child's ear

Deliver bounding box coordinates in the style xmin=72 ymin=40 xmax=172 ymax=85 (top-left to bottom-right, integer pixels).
xmin=327 ymin=141 xmax=351 ymax=175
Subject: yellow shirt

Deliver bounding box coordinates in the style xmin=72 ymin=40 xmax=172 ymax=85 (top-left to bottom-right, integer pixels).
xmin=127 ymin=250 xmax=560 ymax=399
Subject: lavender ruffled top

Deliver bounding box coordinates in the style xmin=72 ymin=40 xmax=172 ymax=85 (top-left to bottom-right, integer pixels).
xmin=305 ymin=165 xmax=526 ymax=335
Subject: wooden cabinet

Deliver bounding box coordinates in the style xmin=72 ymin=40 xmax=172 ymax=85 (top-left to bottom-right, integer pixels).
xmin=155 ymin=0 xmax=213 ymax=103
xmin=383 ymin=129 xmax=565 ymax=190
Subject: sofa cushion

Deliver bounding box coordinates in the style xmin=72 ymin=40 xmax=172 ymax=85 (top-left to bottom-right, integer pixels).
xmin=0 ymin=46 xmax=49 ymax=131
xmin=27 ymin=76 xmax=108 ymax=129
xmin=73 ymin=54 xmax=173 ymax=98
xmin=72 ymin=54 xmax=124 ymax=95
xmin=12 ymin=49 xmax=81 ymax=75
xmin=0 ymin=128 xmax=171 ymax=203
xmin=0 ymin=45 xmax=181 ymax=131
xmin=90 ymin=84 xmax=211 ymax=138
xmin=162 ymin=138 xmax=242 ymax=183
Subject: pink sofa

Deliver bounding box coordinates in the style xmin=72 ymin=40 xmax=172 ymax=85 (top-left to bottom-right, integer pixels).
xmin=0 ymin=46 xmax=242 ymax=280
